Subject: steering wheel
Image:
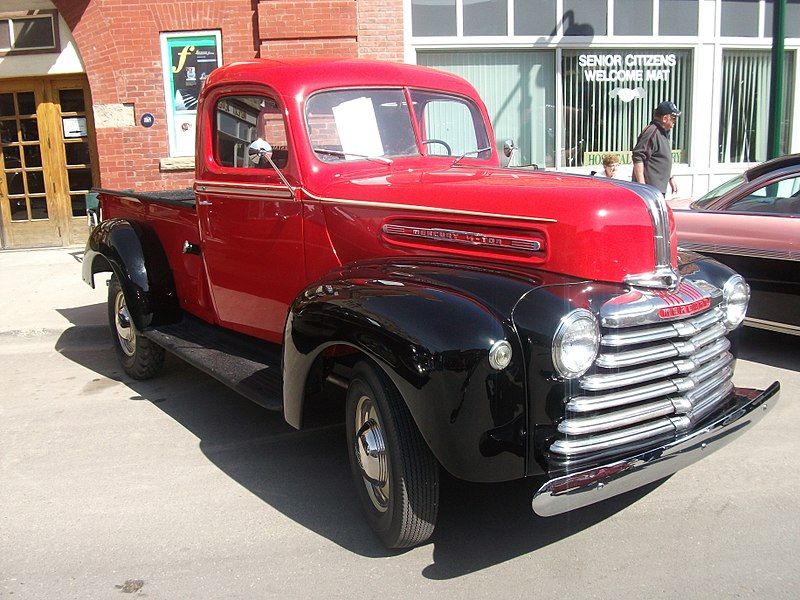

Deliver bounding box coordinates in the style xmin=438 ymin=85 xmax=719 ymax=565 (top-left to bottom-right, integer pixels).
xmin=421 ymin=139 xmax=452 ymax=156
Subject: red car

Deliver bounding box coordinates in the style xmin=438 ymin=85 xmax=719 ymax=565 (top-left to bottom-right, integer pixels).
xmin=670 ymin=154 xmax=800 ymax=336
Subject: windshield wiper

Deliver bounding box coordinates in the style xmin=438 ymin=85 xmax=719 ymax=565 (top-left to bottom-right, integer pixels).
xmin=451 ymin=146 xmax=492 ymax=167
xmin=312 ymin=148 xmax=392 ymax=165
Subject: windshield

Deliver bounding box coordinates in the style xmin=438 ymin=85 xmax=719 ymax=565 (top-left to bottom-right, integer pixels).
xmin=693 ymin=174 xmax=746 ymax=208
xmin=305 ymin=88 xmax=491 ymax=163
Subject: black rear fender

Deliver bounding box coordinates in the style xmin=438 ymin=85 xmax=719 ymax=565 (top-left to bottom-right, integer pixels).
xmin=83 ymin=218 xmax=179 ymax=330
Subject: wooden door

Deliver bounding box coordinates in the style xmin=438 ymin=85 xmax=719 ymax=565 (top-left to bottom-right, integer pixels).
xmin=0 ymin=80 xmax=61 ymax=247
xmin=49 ymin=77 xmax=100 ymax=246
xmin=0 ymin=76 xmax=98 ymax=248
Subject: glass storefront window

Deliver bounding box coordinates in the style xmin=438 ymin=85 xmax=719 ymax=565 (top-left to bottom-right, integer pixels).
xmin=718 ymin=50 xmax=795 ymax=163
xmin=561 ymin=49 xmax=693 ymax=168
xmin=418 ymin=50 xmax=555 ymax=167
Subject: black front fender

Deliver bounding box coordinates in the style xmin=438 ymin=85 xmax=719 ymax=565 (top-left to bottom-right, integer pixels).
xmin=283 ymin=263 xmax=531 ymax=482
xmin=83 ymin=218 xmax=179 ymax=330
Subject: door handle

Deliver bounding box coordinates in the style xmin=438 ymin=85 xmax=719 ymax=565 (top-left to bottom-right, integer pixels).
xmin=198 ymin=200 xmax=212 ymax=206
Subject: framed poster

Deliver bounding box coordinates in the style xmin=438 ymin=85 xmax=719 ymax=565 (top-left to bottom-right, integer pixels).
xmin=160 ymin=30 xmax=222 ymax=157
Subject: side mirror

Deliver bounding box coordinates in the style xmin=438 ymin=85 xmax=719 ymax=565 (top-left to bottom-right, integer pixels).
xmin=248 ymin=138 xmax=273 ymax=164
xmin=500 ymin=139 xmax=517 ymax=167
xmin=246 ymin=137 xmax=295 ymax=193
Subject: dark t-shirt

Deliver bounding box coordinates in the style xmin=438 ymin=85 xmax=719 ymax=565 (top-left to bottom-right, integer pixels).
xmin=632 ymin=120 xmax=673 ymax=194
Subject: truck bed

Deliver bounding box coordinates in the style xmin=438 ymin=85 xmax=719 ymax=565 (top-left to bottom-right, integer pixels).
xmin=94 ymin=187 xmax=196 ymax=209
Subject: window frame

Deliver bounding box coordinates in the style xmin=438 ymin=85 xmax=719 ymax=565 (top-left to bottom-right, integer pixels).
xmin=212 ymin=92 xmax=290 ymax=172
xmin=0 ymin=10 xmax=60 ymax=56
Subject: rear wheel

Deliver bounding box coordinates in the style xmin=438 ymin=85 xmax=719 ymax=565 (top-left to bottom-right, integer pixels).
xmin=346 ymin=361 xmax=439 ymax=548
xmin=108 ymin=275 xmax=165 ymax=379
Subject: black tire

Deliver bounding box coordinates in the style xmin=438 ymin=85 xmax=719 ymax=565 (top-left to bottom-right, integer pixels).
xmin=346 ymin=361 xmax=439 ymax=548
xmin=107 ymin=275 xmax=165 ymax=380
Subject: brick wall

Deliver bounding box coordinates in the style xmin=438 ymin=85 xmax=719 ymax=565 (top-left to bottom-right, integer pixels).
xmin=54 ymin=0 xmax=259 ymax=191
xmin=53 ymin=0 xmax=405 ymax=191
xmin=357 ymin=0 xmax=404 ymax=61
xmin=258 ymin=0 xmax=358 ymax=58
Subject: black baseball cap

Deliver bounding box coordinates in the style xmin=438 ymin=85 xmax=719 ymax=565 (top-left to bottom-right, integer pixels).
xmin=654 ymin=101 xmax=681 ymax=117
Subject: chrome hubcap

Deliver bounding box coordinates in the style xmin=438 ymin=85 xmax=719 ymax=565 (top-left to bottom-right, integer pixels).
xmin=114 ymin=291 xmax=136 ymax=357
xmin=354 ymin=394 xmax=389 ymax=512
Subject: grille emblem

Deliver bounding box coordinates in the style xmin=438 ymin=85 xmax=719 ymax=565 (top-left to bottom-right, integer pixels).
xmin=654 ymin=281 xmax=711 ymax=319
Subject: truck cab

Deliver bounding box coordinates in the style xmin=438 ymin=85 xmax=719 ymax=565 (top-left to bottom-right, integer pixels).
xmin=83 ymin=58 xmax=779 ymax=548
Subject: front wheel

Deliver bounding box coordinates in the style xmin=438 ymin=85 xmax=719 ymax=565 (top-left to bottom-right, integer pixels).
xmin=346 ymin=361 xmax=439 ymax=548
xmin=108 ymin=275 xmax=165 ymax=380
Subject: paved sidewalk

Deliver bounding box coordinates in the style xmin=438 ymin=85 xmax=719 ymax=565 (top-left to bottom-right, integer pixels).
xmin=0 ymin=246 xmax=107 ymax=336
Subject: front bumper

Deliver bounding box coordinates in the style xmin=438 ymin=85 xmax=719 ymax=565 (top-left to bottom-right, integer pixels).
xmin=532 ymin=382 xmax=780 ymax=517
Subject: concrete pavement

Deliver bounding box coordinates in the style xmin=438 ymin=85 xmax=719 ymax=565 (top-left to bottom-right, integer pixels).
xmin=1 ymin=247 xmax=798 ymax=599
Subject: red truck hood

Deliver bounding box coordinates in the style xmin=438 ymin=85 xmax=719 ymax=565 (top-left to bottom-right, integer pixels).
xmin=307 ymin=165 xmax=676 ymax=285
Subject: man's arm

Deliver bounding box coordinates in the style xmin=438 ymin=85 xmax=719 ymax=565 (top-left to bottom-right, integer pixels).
xmin=631 ymin=125 xmax=655 ymax=184
xmin=632 ymin=161 xmax=645 ymax=183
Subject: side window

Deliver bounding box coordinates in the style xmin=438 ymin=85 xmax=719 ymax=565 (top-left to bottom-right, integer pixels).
xmin=725 ymin=175 xmax=800 ymax=215
xmin=214 ymin=95 xmax=288 ymax=169
xmin=409 ymin=89 xmax=491 ymax=160
xmin=423 ymin=99 xmax=477 ymax=156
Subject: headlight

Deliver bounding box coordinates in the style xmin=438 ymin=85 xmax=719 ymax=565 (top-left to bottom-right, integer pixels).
xmin=552 ymin=309 xmax=600 ymax=379
xmin=722 ymin=275 xmax=750 ymax=330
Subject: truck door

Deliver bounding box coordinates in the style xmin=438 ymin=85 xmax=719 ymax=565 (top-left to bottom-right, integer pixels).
xmin=196 ymin=92 xmax=304 ymax=344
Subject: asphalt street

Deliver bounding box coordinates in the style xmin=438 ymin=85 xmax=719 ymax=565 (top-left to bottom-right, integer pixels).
xmin=1 ymin=248 xmax=798 ymax=599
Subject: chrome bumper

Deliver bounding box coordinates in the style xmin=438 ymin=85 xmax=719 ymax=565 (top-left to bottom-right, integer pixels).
xmin=532 ymin=382 xmax=780 ymax=517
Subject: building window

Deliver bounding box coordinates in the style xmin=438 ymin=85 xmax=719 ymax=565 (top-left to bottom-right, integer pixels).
xmin=658 ymin=0 xmax=699 ymax=36
xmin=718 ymin=49 xmax=795 ymax=163
xmin=409 ymin=0 xmax=700 ymax=39
xmin=464 ymin=0 xmax=507 ymax=36
xmin=615 ymin=0 xmax=652 ymax=36
xmin=411 ymin=0 xmax=456 ymax=36
xmin=515 ymin=0 xmax=557 ymax=35
xmin=0 ymin=10 xmax=59 ymax=55
xmin=561 ymin=49 xmax=693 ymax=168
xmin=160 ymin=31 xmax=222 ymax=157
xmin=418 ymin=50 xmax=555 ymax=167
xmin=562 ymin=0 xmax=606 ymax=36
xmin=765 ymin=0 xmax=800 ymax=38
xmin=720 ymin=0 xmax=760 ymax=37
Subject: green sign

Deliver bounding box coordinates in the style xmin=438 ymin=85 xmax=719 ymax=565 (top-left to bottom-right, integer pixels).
xmin=161 ymin=31 xmax=221 ymax=156
xmin=583 ymin=150 xmax=685 ymax=165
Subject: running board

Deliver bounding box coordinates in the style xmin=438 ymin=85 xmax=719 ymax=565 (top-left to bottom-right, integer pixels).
xmin=143 ymin=315 xmax=283 ymax=411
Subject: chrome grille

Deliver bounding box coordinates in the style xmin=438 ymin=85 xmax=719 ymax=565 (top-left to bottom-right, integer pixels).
xmin=551 ymin=285 xmax=735 ymax=459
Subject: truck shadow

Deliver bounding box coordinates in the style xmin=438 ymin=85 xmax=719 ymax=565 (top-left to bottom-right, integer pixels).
xmin=54 ymin=304 xmax=705 ymax=575
xmin=736 ymin=327 xmax=800 ymax=372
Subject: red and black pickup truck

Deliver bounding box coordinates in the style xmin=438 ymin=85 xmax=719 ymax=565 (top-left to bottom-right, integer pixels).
xmin=82 ymin=58 xmax=779 ymax=548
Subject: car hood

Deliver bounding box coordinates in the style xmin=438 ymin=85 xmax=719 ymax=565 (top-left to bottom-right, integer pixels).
xmin=305 ymin=165 xmax=676 ymax=285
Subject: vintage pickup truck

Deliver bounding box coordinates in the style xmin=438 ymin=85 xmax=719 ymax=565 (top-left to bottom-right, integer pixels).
xmin=83 ymin=58 xmax=779 ymax=548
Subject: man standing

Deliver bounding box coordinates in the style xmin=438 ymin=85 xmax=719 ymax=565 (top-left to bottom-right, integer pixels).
xmin=632 ymin=101 xmax=680 ymax=195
